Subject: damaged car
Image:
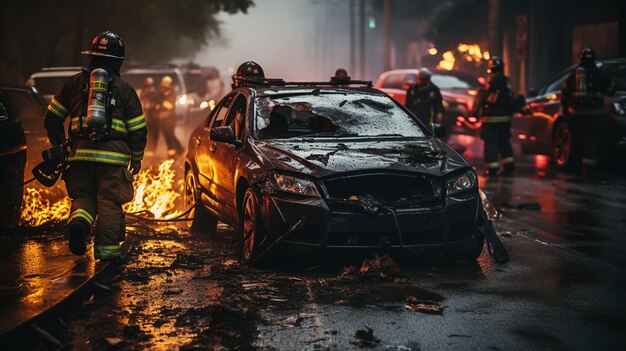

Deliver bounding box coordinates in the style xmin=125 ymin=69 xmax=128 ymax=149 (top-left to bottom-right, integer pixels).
xmin=184 ymin=76 xmax=485 ymax=263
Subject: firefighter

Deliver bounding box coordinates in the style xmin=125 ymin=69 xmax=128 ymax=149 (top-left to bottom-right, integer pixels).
xmin=44 ymin=31 xmax=146 ymax=260
xmin=139 ymin=77 xmax=159 ymax=157
xmin=561 ymin=47 xmax=615 ymax=169
xmin=154 ymin=76 xmax=184 ymax=157
xmin=473 ymin=56 xmax=516 ymax=176
xmin=231 ymin=61 xmax=265 ymax=89
xmin=405 ymin=68 xmax=444 ymax=129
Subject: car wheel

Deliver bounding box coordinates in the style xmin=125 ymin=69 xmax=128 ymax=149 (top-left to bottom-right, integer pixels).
xmin=240 ymin=187 xmax=267 ymax=263
xmin=0 ymin=151 xmax=25 ymax=228
xmin=552 ymin=121 xmax=581 ymax=170
xmin=445 ymin=233 xmax=484 ymax=262
xmin=185 ymin=169 xmax=217 ymax=235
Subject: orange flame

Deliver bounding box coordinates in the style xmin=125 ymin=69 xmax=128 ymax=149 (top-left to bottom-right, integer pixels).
xmin=20 ymin=160 xmax=183 ymax=226
xmin=20 ymin=188 xmax=71 ymax=226
xmin=123 ymin=159 xmax=182 ymax=219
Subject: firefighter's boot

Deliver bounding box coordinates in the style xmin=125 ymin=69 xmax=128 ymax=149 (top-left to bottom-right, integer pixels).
xmin=68 ymin=218 xmax=91 ymax=255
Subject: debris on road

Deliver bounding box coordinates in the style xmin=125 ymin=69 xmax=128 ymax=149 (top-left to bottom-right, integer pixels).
xmin=104 ymin=337 xmax=124 ymax=346
xmin=359 ymin=255 xmax=400 ymax=274
xmin=352 ymin=326 xmax=380 ymax=348
xmin=405 ymin=296 xmax=444 ymax=314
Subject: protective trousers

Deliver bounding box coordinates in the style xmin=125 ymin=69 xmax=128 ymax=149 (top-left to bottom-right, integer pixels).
xmin=64 ymin=162 xmax=134 ymax=259
xmin=569 ymin=114 xmax=604 ymax=167
xmin=480 ymin=122 xmax=515 ymax=171
xmin=146 ymin=116 xmax=183 ymax=157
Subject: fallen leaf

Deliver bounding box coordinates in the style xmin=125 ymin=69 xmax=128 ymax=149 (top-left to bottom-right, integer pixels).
xmin=405 ymin=302 xmax=444 ymax=314
xmin=223 ymin=259 xmax=238 ymax=266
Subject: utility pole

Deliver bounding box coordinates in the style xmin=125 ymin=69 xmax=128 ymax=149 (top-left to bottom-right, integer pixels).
xmin=350 ymin=0 xmax=356 ymax=75
xmin=383 ymin=0 xmax=391 ymax=71
xmin=488 ymin=0 xmax=503 ymax=58
xmin=359 ymin=0 xmax=366 ymax=79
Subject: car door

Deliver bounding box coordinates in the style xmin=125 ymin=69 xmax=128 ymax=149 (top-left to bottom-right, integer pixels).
xmin=380 ymin=73 xmax=408 ymax=104
xmin=210 ymin=93 xmax=248 ymax=225
xmin=523 ymin=72 xmax=570 ymax=154
xmin=195 ymin=93 xmax=234 ymax=211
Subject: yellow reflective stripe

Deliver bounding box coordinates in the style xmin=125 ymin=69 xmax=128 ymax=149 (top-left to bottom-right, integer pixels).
xmin=485 ymin=162 xmax=500 ymax=168
xmin=51 ymin=98 xmax=68 ymax=114
xmin=111 ymin=118 xmax=127 ymax=133
xmin=162 ymin=101 xmax=174 ymax=110
xmin=94 ymin=245 xmax=122 ymax=259
xmin=47 ymin=104 xmax=68 ymax=119
xmin=126 ymin=114 xmax=146 ymax=132
xmin=501 ymin=157 xmax=515 ymax=164
xmin=70 ymin=117 xmax=128 ymax=133
xmin=131 ymin=150 xmax=144 ymax=161
xmin=68 ymin=149 xmax=130 ymax=166
xmin=482 ymin=115 xmax=512 ymax=123
xmin=68 ymin=209 xmax=95 ymax=225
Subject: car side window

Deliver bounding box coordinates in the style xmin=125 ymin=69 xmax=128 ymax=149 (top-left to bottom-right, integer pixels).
xmin=223 ymin=95 xmax=247 ymax=140
xmin=382 ymin=74 xmax=405 ymax=89
xmin=544 ymin=73 xmax=569 ymax=94
xmin=404 ymin=74 xmax=417 ymax=85
xmin=207 ymin=94 xmax=234 ymax=128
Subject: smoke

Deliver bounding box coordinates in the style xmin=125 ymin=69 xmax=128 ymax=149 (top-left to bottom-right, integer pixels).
xmin=192 ymin=0 xmax=367 ymax=81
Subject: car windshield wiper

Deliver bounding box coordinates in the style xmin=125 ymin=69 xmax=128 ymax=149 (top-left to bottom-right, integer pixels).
xmin=292 ymin=131 xmax=359 ymax=138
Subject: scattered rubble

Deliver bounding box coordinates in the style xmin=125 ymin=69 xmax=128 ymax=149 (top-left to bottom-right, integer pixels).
xmin=352 ymin=326 xmax=380 ymax=348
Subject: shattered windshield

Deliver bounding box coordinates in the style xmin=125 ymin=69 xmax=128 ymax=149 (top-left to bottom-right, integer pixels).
xmin=254 ymin=93 xmax=426 ymax=139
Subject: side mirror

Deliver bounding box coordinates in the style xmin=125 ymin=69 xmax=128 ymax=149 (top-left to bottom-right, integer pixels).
xmin=210 ymin=126 xmax=240 ymax=146
xmin=432 ymin=123 xmax=447 ymax=138
xmin=527 ymin=88 xmax=538 ymax=98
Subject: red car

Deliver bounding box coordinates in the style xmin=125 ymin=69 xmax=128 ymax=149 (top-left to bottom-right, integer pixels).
xmin=375 ymin=69 xmax=484 ymax=136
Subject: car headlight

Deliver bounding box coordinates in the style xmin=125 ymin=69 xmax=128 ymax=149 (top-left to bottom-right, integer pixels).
xmin=269 ymin=173 xmax=321 ymax=197
xmin=612 ymin=101 xmax=625 ymax=115
xmin=446 ymin=170 xmax=477 ymax=196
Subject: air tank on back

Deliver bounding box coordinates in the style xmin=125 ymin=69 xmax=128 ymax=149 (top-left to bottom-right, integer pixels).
xmin=85 ymin=68 xmax=109 ymax=130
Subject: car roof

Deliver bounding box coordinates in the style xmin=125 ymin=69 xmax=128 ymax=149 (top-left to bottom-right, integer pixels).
xmin=124 ymin=68 xmax=182 ymax=75
xmin=0 ymin=84 xmax=38 ymax=92
xmin=247 ymin=86 xmax=384 ymax=97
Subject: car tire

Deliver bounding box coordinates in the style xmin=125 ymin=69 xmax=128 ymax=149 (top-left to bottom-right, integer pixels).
xmin=0 ymin=151 xmax=25 ymax=228
xmin=185 ymin=169 xmax=217 ymax=235
xmin=240 ymin=187 xmax=267 ymax=264
xmin=445 ymin=233 xmax=484 ymax=262
xmin=552 ymin=121 xmax=581 ymax=170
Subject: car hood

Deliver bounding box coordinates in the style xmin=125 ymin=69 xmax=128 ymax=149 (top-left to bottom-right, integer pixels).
xmin=252 ymin=137 xmax=469 ymax=178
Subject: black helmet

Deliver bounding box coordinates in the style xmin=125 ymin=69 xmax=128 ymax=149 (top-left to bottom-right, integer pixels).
xmin=487 ymin=56 xmax=504 ymax=74
xmin=579 ymin=47 xmax=596 ymax=61
xmin=232 ymin=61 xmax=265 ymax=88
xmin=332 ymin=68 xmax=350 ymax=82
xmin=417 ymin=67 xmax=432 ymax=82
xmin=81 ymin=31 xmax=126 ymax=60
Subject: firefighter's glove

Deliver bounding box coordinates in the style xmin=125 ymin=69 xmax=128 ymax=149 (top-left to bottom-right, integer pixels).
xmin=129 ymin=161 xmax=141 ymax=175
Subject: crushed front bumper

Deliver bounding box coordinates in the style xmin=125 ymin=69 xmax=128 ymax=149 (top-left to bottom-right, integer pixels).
xmin=259 ymin=190 xmax=480 ymax=253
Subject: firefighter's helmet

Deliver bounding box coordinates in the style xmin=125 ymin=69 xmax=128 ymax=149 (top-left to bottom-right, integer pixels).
xmin=333 ymin=68 xmax=350 ymax=82
xmin=487 ymin=56 xmax=504 ymax=74
xmin=579 ymin=47 xmax=596 ymax=61
xmin=232 ymin=61 xmax=265 ymax=88
xmin=81 ymin=31 xmax=126 ymax=60
xmin=161 ymin=76 xmax=174 ymax=89
xmin=417 ymin=68 xmax=432 ymax=82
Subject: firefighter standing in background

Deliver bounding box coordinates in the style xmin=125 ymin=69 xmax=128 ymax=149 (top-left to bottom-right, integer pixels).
xmin=561 ymin=47 xmax=615 ymax=169
xmin=154 ymin=76 xmax=184 ymax=157
xmin=473 ymin=56 xmax=516 ymax=176
xmin=139 ymin=77 xmax=159 ymax=157
xmin=44 ymin=31 xmax=146 ymax=260
xmin=405 ymin=68 xmax=444 ymax=129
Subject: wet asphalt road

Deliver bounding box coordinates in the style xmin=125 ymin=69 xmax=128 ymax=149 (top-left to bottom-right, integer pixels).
xmin=18 ymin=136 xmax=626 ymax=350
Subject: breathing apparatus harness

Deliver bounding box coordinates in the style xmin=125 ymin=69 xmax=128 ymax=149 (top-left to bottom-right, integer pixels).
xmin=72 ymin=67 xmax=117 ymax=143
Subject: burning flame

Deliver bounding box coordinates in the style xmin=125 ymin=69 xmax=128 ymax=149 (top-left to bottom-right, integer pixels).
xmin=19 ymin=160 xmax=183 ymax=226
xmin=436 ymin=43 xmax=489 ymax=71
xmin=438 ymin=50 xmax=456 ymax=71
xmin=20 ymin=188 xmax=71 ymax=226
xmin=124 ymin=159 xmax=181 ymax=219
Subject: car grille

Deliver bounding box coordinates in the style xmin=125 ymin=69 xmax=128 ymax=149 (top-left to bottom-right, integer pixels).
xmin=322 ymin=173 xmax=442 ymax=209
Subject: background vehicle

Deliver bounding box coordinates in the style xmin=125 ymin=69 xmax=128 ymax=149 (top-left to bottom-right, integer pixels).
xmin=0 ymin=89 xmax=28 ymax=227
xmin=375 ymin=69 xmax=484 ymax=136
xmin=185 ymin=78 xmax=485 ymax=264
xmin=29 ymin=67 xmax=82 ymax=102
xmin=513 ymin=58 xmax=626 ymax=169
xmin=123 ymin=65 xmax=192 ymax=125
xmin=0 ymin=85 xmax=48 ymax=174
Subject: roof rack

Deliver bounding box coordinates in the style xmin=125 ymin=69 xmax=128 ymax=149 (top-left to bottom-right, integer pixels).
xmin=41 ymin=67 xmax=83 ymax=71
xmin=236 ymin=77 xmax=373 ymax=88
